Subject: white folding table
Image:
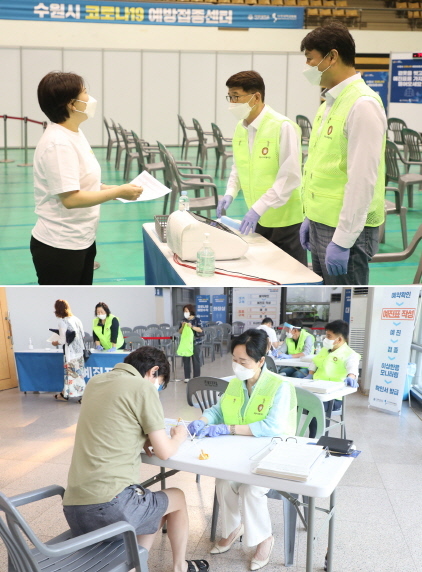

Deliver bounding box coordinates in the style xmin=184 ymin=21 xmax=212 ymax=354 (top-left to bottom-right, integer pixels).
xmin=274 ymin=357 xmax=313 ymax=369
xmin=141 ymin=434 xmax=354 ymax=572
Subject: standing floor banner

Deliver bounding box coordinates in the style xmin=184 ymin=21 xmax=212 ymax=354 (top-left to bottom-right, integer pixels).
xmin=368 ymin=287 xmax=419 ymax=414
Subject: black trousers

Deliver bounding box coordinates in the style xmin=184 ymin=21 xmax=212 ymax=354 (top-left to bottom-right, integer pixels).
xmin=183 ymin=343 xmax=201 ymax=379
xmin=256 ymin=222 xmax=308 ymax=265
xmin=308 ymin=399 xmax=342 ymax=439
xmin=30 ymin=236 xmax=97 ymax=285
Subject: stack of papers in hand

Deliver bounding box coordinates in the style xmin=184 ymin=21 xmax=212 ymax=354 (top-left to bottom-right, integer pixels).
xmin=301 ymin=380 xmax=342 ymax=394
xmin=253 ymin=441 xmax=324 ymax=481
xmin=117 ymin=170 xmax=172 ymax=203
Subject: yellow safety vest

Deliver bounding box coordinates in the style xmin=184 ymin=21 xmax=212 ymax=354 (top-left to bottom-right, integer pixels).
xmin=286 ymin=329 xmax=315 ymax=355
xmin=92 ymin=314 xmax=124 ymax=350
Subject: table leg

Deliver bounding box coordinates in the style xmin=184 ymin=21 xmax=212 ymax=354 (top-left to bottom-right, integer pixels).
xmin=305 ymin=496 xmax=315 ymax=572
xmin=326 ymin=489 xmax=336 ymax=572
xmin=325 ymin=401 xmax=333 ymax=435
xmin=341 ymin=397 xmax=346 ymax=439
xmin=161 ymin=467 xmax=168 ymax=534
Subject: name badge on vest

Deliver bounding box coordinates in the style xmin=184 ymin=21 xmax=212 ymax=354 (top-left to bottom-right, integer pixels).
xmin=333 ymin=357 xmax=338 ymax=362
xmin=257 ymin=404 xmax=264 ymax=412
xmin=262 ymin=147 xmax=269 ymax=156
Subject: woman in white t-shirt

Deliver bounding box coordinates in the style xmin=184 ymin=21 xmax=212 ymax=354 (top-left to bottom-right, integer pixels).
xmin=31 ymin=71 xmax=143 ymax=285
xmin=51 ymin=299 xmax=86 ymax=402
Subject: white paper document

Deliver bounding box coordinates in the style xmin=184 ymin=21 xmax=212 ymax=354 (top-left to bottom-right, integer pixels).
xmin=46 ymin=333 xmax=61 ymax=343
xmin=117 ymin=170 xmax=172 ymax=203
xmin=252 ymin=441 xmax=325 ymax=482
xmin=300 ymin=380 xmax=343 ymax=394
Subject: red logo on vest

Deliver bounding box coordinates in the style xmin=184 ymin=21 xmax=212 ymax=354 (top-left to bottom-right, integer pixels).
xmin=327 ymin=126 xmax=333 ymax=136
xmin=262 ymin=147 xmax=269 ymax=155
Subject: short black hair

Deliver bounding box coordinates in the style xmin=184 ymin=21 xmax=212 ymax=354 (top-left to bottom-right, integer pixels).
xmin=300 ymin=22 xmax=355 ymax=67
xmin=38 ymin=71 xmax=85 ymax=124
xmin=226 ymin=70 xmax=265 ymax=103
xmin=289 ymin=318 xmax=303 ymax=329
xmin=231 ymin=328 xmax=268 ymax=362
xmin=261 ymin=317 xmax=273 ymax=326
xmin=124 ymin=346 xmax=170 ymax=388
xmin=325 ymin=320 xmax=349 ymax=341
xmin=183 ymin=304 xmax=196 ymax=316
xmin=95 ymin=302 xmax=110 ymax=317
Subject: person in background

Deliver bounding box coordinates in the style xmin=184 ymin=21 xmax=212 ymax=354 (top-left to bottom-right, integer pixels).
xmin=256 ymin=317 xmax=281 ymax=350
xmin=306 ymin=319 xmax=360 ymax=437
xmin=31 ymin=71 xmax=142 ymax=285
xmin=216 ymin=70 xmax=306 ymax=264
xmin=188 ymin=329 xmax=297 ymax=571
xmin=63 ymin=346 xmax=209 ymax=572
xmin=277 ymin=319 xmax=315 ymax=378
xmin=299 ymin=22 xmax=386 ymax=285
xmin=52 ymin=299 xmax=85 ymax=402
xmin=179 ymin=304 xmax=203 ymax=382
xmin=93 ymin=302 xmax=125 ymax=352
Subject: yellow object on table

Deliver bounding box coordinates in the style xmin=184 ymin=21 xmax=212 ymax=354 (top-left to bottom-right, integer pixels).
xmin=199 ymin=450 xmax=209 ymax=460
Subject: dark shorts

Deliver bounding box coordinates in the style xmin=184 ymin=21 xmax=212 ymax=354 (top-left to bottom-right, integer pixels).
xmin=63 ymin=485 xmax=169 ymax=537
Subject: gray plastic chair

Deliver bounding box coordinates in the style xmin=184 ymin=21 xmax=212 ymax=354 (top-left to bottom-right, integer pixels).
xmin=121 ymin=327 xmax=133 ymax=334
xmin=103 ymin=118 xmax=118 ymax=161
xmin=231 ymin=321 xmax=245 ymax=336
xmin=133 ymin=325 xmax=147 ymax=336
xmin=125 ymin=334 xmax=145 ymax=350
xmin=0 ymin=485 xmax=149 ymax=572
xmin=209 ymin=385 xmax=325 ymax=566
xmin=265 ymin=355 xmax=278 ymax=373
xmin=178 ymin=114 xmax=199 ymax=159
xmin=110 ymin=119 xmax=135 ymax=171
xmin=387 ymin=117 xmax=407 ymax=147
xmin=192 ymin=118 xmax=218 ymax=168
xmin=380 ymin=186 xmax=408 ymax=249
xmin=296 ymin=114 xmax=312 ymax=144
xmin=211 ymin=123 xmax=233 ymax=179
xmin=131 ymin=131 xmax=165 ymax=180
xmin=386 ymin=139 xmax=422 ymax=209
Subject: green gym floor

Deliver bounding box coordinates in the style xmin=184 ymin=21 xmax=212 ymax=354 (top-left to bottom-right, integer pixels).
xmin=0 ymin=146 xmax=421 ymax=285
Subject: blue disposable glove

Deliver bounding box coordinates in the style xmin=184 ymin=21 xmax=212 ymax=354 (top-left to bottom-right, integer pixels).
xmin=187 ymin=419 xmax=206 ymax=437
xmin=106 ymin=347 xmax=117 ymax=353
xmin=95 ymin=345 xmax=104 ymax=351
xmin=277 ymin=353 xmax=290 ymax=359
xmin=239 ymin=208 xmax=260 ymax=235
xmin=217 ymin=195 xmax=233 ymax=218
xmin=299 ymin=217 xmax=311 ymax=251
xmin=344 ymin=376 xmax=358 ymax=388
xmin=325 ymin=241 xmax=350 ymax=276
xmin=198 ymin=424 xmax=230 ymax=438
xmin=304 ymin=373 xmax=314 ymax=379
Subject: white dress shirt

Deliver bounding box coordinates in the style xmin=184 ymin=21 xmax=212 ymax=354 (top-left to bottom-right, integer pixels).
xmin=318 ymin=73 xmax=387 ymax=249
xmin=225 ymin=105 xmax=302 ymax=217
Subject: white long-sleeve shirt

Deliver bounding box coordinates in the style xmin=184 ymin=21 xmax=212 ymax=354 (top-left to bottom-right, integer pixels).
xmin=225 ymin=105 xmax=302 ymax=217
xmin=318 ymin=73 xmax=387 ymax=249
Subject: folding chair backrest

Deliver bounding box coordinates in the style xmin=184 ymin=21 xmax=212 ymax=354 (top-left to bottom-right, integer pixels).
xmin=402 ymin=128 xmax=422 ymax=161
xmin=133 ymin=325 xmax=147 ymax=335
xmin=178 ymin=114 xmax=188 ymax=139
xmin=121 ymin=327 xmax=133 ymax=334
xmin=157 ymin=141 xmax=177 ymax=190
xmin=187 ymin=376 xmax=229 ymax=412
xmin=131 ymin=131 xmax=148 ymax=170
xmin=118 ymin=124 xmax=132 ymax=154
xmin=211 ymin=123 xmax=225 ymax=153
xmin=231 ymin=321 xmax=245 ymax=336
xmin=147 ymin=324 xmax=160 ymax=329
xmin=110 ymin=118 xmax=121 ymax=144
xmin=104 ymin=117 xmax=112 ymax=138
xmin=295 ymin=387 xmax=325 ymax=438
xmin=385 ymin=140 xmax=401 ymax=184
xmin=192 ymin=118 xmax=206 ymax=145
xmin=387 ymin=117 xmax=407 ymax=145
xmin=265 ymin=355 xmax=278 ymax=373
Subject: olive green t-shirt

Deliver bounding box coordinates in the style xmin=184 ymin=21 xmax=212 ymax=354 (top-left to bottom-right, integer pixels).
xmin=63 ymin=363 xmax=165 ymax=505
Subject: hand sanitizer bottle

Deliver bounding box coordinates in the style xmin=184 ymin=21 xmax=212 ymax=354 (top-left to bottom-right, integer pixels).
xmin=196 ymin=233 xmax=215 ymax=278
xmin=178 ymin=191 xmax=190 ymax=212
xmin=28 ymin=337 xmax=33 ymax=350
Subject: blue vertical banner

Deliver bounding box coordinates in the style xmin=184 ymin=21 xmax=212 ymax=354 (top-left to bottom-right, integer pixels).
xmin=390 ymin=59 xmax=422 ymax=103
xmin=212 ymin=295 xmax=227 ymax=323
xmin=343 ymin=288 xmax=352 ymax=324
xmin=362 ymin=71 xmax=389 ymax=112
xmin=196 ymin=295 xmax=210 ymax=323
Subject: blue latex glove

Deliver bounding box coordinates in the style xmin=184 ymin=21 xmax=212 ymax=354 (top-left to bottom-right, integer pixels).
xmin=239 ymin=208 xmax=260 ymax=235
xmin=299 ymin=217 xmax=311 ymax=251
xmin=304 ymin=373 xmax=314 ymax=379
xmin=216 ymin=195 xmax=233 ymax=218
xmin=187 ymin=419 xmax=206 ymax=437
xmin=198 ymin=424 xmax=230 ymax=438
xmin=106 ymin=347 xmax=117 ymax=353
xmin=325 ymin=241 xmax=350 ymax=276
xmin=277 ymin=353 xmax=290 ymax=359
xmin=344 ymin=376 xmax=358 ymax=388
xmin=95 ymin=345 xmax=104 ymax=351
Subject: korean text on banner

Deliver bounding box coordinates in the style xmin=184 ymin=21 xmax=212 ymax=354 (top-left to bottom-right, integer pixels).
xmin=196 ymin=295 xmax=210 ymax=323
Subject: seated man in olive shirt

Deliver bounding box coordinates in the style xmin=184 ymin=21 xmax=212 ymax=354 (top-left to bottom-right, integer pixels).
xmin=63 ymin=346 xmax=206 ymax=572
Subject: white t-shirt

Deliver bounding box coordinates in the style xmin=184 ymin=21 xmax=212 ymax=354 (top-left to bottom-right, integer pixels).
xmin=32 ymin=123 xmax=101 ymax=250
xmin=257 ymin=324 xmax=278 ymax=344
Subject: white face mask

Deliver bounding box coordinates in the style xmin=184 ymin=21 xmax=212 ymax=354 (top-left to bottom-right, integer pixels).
xmin=184 ymin=312 xmax=190 ymax=319
xmin=228 ymin=94 xmax=256 ymax=121
xmin=232 ymin=361 xmax=257 ymax=381
xmin=323 ymin=337 xmax=337 ymax=350
xmin=302 ymin=52 xmax=332 ymax=86
xmin=97 ymin=314 xmax=107 ymax=320
xmin=286 ymin=332 xmax=293 ymax=339
xmin=73 ymin=95 xmax=97 ymax=119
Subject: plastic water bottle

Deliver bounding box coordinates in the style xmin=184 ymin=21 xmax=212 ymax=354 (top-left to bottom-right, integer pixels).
xmin=28 ymin=337 xmax=33 ymax=350
xmin=196 ymin=233 xmax=215 ymax=278
xmin=179 ymin=191 xmax=190 ymax=212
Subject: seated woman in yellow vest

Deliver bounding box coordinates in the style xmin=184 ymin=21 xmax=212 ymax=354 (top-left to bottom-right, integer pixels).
xmin=277 ymin=318 xmax=315 ymax=379
xmin=306 ymin=319 xmax=360 ymax=438
xmin=188 ymin=329 xmax=297 ymax=571
xmin=93 ymin=302 xmax=125 ymax=353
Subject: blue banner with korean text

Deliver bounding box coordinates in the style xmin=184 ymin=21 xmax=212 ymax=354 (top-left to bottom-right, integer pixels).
xmin=0 ymin=1 xmax=304 ymax=28
xmin=390 ymin=59 xmax=422 ymax=103
xmin=362 ymin=71 xmax=389 ymax=112
xmin=196 ymin=295 xmax=211 ymax=324
xmin=212 ymin=294 xmax=227 ymax=323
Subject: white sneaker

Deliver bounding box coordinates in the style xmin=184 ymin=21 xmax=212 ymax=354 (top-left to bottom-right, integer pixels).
xmin=184 ymin=379 xmax=190 ymax=383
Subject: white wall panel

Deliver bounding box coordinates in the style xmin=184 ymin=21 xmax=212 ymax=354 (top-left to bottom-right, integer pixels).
xmin=142 ymin=51 xmax=179 ymax=145
xmin=0 ymin=49 xmax=22 ymax=148
xmin=216 ymin=53 xmax=253 ymax=139
xmin=21 ymin=48 xmax=62 ymax=147
xmin=180 ymin=52 xmax=216 ymax=142
xmin=252 ymin=54 xmax=288 ymax=116
xmin=103 ymin=51 xmax=142 ymax=143
xmin=63 ymin=49 xmax=103 ymax=146
xmin=286 ymin=54 xmax=321 ymax=125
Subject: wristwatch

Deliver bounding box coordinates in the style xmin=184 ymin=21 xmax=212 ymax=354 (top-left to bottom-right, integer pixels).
xmin=230 ymin=425 xmax=236 ymax=435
